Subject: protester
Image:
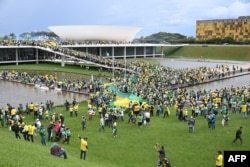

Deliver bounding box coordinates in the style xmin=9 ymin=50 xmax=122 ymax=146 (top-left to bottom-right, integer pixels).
xmin=27 ymin=123 xmax=36 ymax=142
xmin=157 ymin=154 xmax=171 ymax=167
xmin=232 ymin=126 xmax=243 ymax=145
xmin=81 ymin=116 xmax=86 ymax=130
xmin=99 ymin=117 xmax=105 ymax=132
xmin=154 ymin=143 xmax=166 ymax=157
xmin=39 ymin=125 xmax=46 ymax=146
xmin=78 ymin=135 xmax=88 ymax=160
xmin=112 ymin=120 xmax=118 ymax=138
xmin=63 ymin=127 xmax=71 ymax=144
xmin=50 ymin=142 xmax=67 ymax=159
xmin=215 ymin=150 xmax=223 ymax=167
xmin=12 ymin=122 xmax=21 ymax=139
xmin=188 ymin=116 xmax=195 ymax=133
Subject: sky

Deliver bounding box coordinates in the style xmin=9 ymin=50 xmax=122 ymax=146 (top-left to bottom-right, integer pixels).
xmin=0 ymin=0 xmax=249 ymax=38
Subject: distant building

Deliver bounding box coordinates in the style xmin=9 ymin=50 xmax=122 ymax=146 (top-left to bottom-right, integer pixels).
xmin=196 ymin=16 xmax=250 ymax=41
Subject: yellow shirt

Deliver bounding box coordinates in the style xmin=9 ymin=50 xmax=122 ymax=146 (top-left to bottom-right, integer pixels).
xmin=241 ymin=104 xmax=247 ymax=112
xmin=216 ymin=154 xmax=223 ymax=166
xmin=28 ymin=125 xmax=36 ymax=135
xmin=80 ymin=139 xmax=87 ymax=151
xmin=11 ymin=108 xmax=17 ymax=116
xmin=29 ymin=103 xmax=34 ymax=110
xmin=73 ymin=105 xmax=78 ymax=111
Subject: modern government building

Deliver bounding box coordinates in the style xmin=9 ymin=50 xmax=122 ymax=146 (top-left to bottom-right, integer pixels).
xmin=0 ymin=25 xmax=178 ymax=66
xmin=1 ymin=16 xmax=249 ymax=65
xmin=196 ymin=16 xmax=250 ymax=41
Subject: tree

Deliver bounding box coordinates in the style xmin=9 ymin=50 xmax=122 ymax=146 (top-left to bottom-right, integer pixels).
xmin=9 ymin=33 xmax=16 ymax=40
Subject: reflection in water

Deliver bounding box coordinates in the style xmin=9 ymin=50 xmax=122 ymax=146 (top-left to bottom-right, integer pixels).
xmin=0 ymin=80 xmax=88 ymax=108
xmin=185 ymin=75 xmax=250 ymax=92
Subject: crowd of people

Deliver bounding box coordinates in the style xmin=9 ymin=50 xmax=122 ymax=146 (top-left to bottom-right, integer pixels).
xmin=0 ymin=78 xmax=249 ymax=164
xmin=0 ymin=40 xmax=250 ymax=165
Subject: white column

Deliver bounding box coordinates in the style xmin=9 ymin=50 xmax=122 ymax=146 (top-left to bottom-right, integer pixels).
xmin=153 ymin=47 xmax=155 ymax=58
xmin=112 ymin=46 xmax=114 ymax=79
xmin=161 ymin=46 xmax=164 ymax=58
xmin=144 ymin=46 xmax=146 ymax=58
xmin=124 ymin=46 xmax=126 ymax=81
xmin=15 ymin=48 xmax=18 ymax=65
xmin=61 ymin=54 xmax=65 ymax=67
xmin=134 ymin=47 xmax=136 ymax=58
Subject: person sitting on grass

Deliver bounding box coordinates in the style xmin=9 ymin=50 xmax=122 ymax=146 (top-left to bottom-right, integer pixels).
xmin=50 ymin=142 xmax=67 ymax=159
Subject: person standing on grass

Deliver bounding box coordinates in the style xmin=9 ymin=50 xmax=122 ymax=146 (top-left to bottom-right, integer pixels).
xmin=154 ymin=143 xmax=166 ymax=157
xmin=215 ymin=150 xmax=223 ymax=167
xmin=112 ymin=120 xmax=118 ymax=138
xmin=241 ymin=103 xmax=247 ymax=119
xmin=73 ymin=104 xmax=79 ymax=117
xmin=47 ymin=121 xmax=54 ymax=142
xmin=63 ymin=127 xmax=71 ymax=144
xmin=12 ymin=122 xmax=21 ymax=139
xmin=39 ymin=125 xmax=46 ymax=146
xmin=27 ymin=123 xmax=36 ymax=142
xmin=144 ymin=111 xmax=150 ymax=126
xmin=99 ymin=117 xmax=105 ymax=132
xmin=78 ymin=135 xmax=88 ymax=160
xmin=188 ymin=116 xmax=195 ymax=133
xmin=232 ymin=126 xmax=243 ymax=145
xmin=81 ymin=116 xmax=86 ymax=130
xmin=137 ymin=113 xmax=143 ymax=128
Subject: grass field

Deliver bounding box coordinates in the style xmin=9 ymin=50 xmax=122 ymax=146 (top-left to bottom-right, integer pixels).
xmin=162 ymin=45 xmax=250 ymax=61
xmin=0 ymin=101 xmax=249 ymax=167
xmin=0 ymin=63 xmax=111 ymax=77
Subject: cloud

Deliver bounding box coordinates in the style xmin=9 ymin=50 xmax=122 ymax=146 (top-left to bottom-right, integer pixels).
xmin=0 ymin=0 xmax=249 ymax=37
xmin=207 ymin=1 xmax=250 ymax=19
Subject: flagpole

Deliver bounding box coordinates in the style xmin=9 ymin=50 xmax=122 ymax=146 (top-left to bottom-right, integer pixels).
xmin=124 ymin=46 xmax=126 ymax=82
xmin=112 ymin=47 xmax=114 ymax=80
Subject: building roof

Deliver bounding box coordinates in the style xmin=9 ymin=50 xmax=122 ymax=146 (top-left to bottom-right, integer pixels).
xmin=48 ymin=25 xmax=141 ymax=42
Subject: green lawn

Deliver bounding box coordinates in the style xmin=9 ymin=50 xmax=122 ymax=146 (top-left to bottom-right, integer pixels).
xmin=162 ymin=45 xmax=250 ymax=61
xmin=0 ymin=102 xmax=249 ymax=167
xmin=0 ymin=63 xmax=111 ymax=77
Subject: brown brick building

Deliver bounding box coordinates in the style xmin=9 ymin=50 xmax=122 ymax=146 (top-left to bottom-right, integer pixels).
xmin=196 ymin=16 xmax=250 ymax=41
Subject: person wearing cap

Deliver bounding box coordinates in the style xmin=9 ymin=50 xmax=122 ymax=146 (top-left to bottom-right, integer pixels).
xmin=78 ymin=135 xmax=88 ymax=160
